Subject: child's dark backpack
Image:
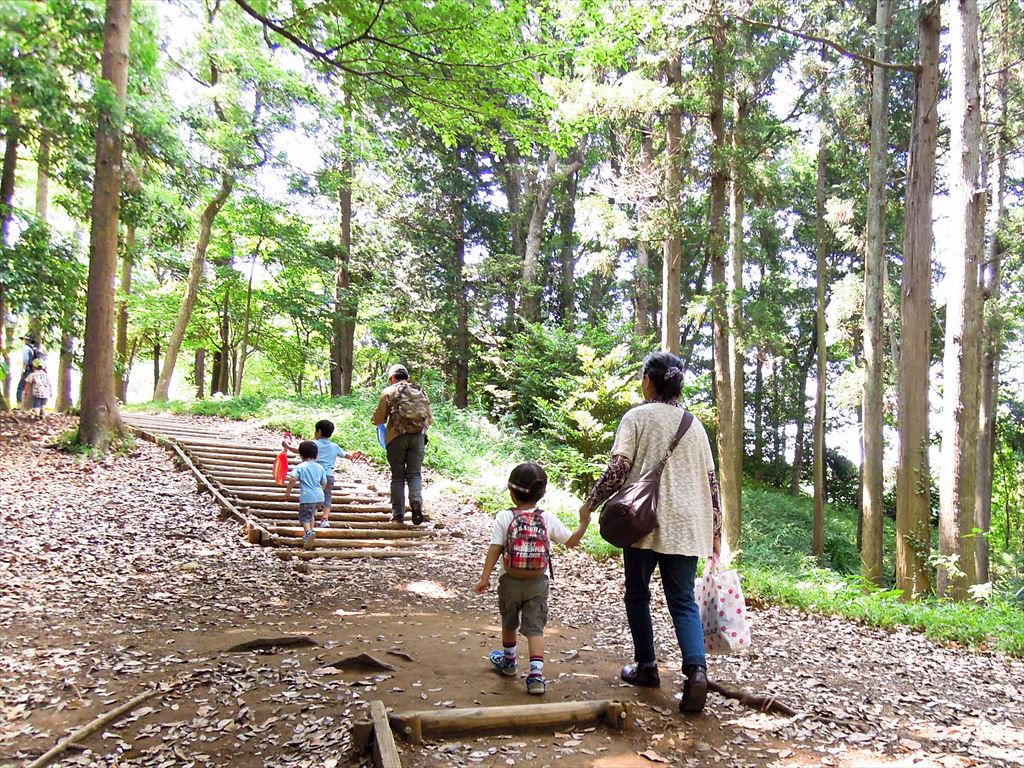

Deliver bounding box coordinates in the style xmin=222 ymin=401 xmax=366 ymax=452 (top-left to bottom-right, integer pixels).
xmin=503 ymin=508 xmax=552 ymax=576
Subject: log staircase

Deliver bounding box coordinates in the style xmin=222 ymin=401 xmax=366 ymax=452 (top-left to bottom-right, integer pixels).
xmin=125 ymin=414 xmax=437 ymax=571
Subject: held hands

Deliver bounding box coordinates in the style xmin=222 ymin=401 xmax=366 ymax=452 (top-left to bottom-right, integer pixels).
xmin=578 ymin=502 xmax=593 ymax=526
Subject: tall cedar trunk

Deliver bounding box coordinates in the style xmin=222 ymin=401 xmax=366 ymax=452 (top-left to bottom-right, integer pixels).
xmin=453 ymin=195 xmax=469 ymax=408
xmin=710 ymin=3 xmax=738 ymax=561
xmin=501 ymin=143 xmax=524 ymax=332
xmin=861 ymin=0 xmax=893 ymax=586
xmin=56 ymin=333 xmax=73 ymax=411
xmin=35 ymin=133 xmax=49 ymax=223
xmin=218 ymin=288 xmax=230 ymax=395
xmin=79 ymin=0 xmax=131 ymax=449
xmin=234 ymin=257 xmax=256 ymax=397
xmin=1 ymin=119 xmax=20 ymax=409
xmin=753 ymin=350 xmax=764 ymax=469
xmin=522 ymin=151 xmax=559 ymax=324
xmin=896 ymin=0 xmax=940 ymax=599
xmin=210 ymin=350 xmax=222 ymax=395
xmin=195 ymin=348 xmax=206 ymax=399
xmin=661 ymin=54 xmax=683 ymax=354
xmin=634 ymin=127 xmax=654 ymax=338
xmin=114 ymin=224 xmax=134 ymax=400
xmin=812 ymin=127 xmax=829 ymax=563
xmin=153 ymin=172 xmax=233 ymax=401
xmin=939 ymin=0 xmax=984 ymax=600
xmin=152 ymin=342 xmax=160 ymax=395
xmin=727 ymin=93 xmax=746 ymax=510
xmin=975 ymin=0 xmax=1009 ymax=584
xmin=558 ymin=169 xmax=578 ymax=328
xmin=791 ymin=333 xmax=818 ymax=496
xmin=331 ymin=109 xmax=355 ymax=396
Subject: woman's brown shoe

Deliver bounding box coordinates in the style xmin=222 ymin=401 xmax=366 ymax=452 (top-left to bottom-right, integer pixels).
xmin=679 ymin=666 xmax=708 ymax=713
xmin=620 ymin=663 xmax=661 ymax=688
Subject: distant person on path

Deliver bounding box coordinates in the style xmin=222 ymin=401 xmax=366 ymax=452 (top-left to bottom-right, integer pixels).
xmin=283 ymin=440 xmax=328 ymax=550
xmin=372 ymin=364 xmax=433 ymax=524
xmin=579 ymin=351 xmax=721 ymax=714
xmin=474 ymin=462 xmax=589 ymax=696
xmin=282 ymin=419 xmax=359 ymax=529
xmin=16 ymin=335 xmax=37 ymax=410
xmin=24 ymin=358 xmax=51 ymax=419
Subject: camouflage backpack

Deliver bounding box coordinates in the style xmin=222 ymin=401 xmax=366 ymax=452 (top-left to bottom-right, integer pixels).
xmin=391 ymin=382 xmax=431 ymax=435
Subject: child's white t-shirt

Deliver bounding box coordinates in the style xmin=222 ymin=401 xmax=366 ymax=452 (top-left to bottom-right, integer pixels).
xmin=490 ymin=507 xmax=572 ymax=576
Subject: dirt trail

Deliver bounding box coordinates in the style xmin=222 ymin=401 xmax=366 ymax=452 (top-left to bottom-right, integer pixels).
xmin=1 ymin=413 xmax=1021 ymax=768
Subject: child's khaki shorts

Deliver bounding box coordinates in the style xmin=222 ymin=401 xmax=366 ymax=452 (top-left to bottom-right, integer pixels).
xmin=498 ymin=574 xmax=549 ymax=637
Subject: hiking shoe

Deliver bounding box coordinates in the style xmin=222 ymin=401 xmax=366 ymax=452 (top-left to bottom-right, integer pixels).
xmin=410 ymin=500 xmax=424 ymax=526
xmin=318 ymin=519 xmax=331 ymax=529
xmin=391 ymin=513 xmax=405 ymax=524
xmin=489 ymin=650 xmax=518 ymax=677
xmin=302 ymin=530 xmax=316 ymax=550
xmin=526 ymin=674 xmax=547 ymax=695
xmin=621 ymin=663 xmax=661 ymax=688
xmin=679 ymin=665 xmax=708 ymax=714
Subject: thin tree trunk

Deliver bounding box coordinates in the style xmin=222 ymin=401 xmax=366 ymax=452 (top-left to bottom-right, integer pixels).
xmin=56 ymin=333 xmax=73 ymax=411
xmin=753 ymin=349 xmax=764 ymax=472
xmin=234 ymin=257 xmax=256 ymax=397
xmin=153 ymin=172 xmax=233 ymax=401
xmin=79 ymin=0 xmax=131 ymax=449
xmin=195 ymin=348 xmax=206 ymax=400
xmin=210 ymin=350 xmax=221 ymax=395
xmin=939 ymin=0 xmax=985 ymax=600
xmin=114 ymin=224 xmax=134 ymax=400
xmin=896 ymin=0 xmax=940 ymax=599
xmin=661 ymin=54 xmax=683 ymax=354
xmin=331 ymin=103 xmax=355 ymax=397
xmin=152 ymin=342 xmax=160 ymax=396
xmin=500 ymin=143 xmax=525 ymax=333
xmin=635 ymin=127 xmax=654 ymax=338
xmin=35 ymin=132 xmax=50 ymax=223
xmin=974 ymin=0 xmax=1009 ymax=586
xmin=710 ymin=2 xmax=739 ymax=562
xmin=218 ymin=288 xmax=230 ymax=395
xmin=812 ymin=125 xmax=829 ymax=563
xmin=558 ymin=169 xmax=578 ymax=329
xmin=861 ymin=0 xmax=893 ymax=586
xmin=0 ymin=119 xmax=19 ymax=410
xmin=791 ymin=332 xmax=818 ymax=496
xmin=453 ymin=195 xmax=469 ymax=409
xmin=727 ymin=91 xmax=747 ymax=503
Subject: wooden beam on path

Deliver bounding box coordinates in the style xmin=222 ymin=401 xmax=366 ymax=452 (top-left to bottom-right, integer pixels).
xmin=371 ymin=700 xmax=403 ymax=768
xmin=267 ymin=526 xmax=431 ymax=540
xmin=246 ymin=509 xmax=392 ymax=522
xmin=379 ymin=700 xmax=632 ymax=745
xmin=275 ymin=548 xmax=421 ymax=561
xmin=270 ymin=536 xmax=423 ymax=549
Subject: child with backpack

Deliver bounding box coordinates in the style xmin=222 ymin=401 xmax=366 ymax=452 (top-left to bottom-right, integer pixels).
xmin=283 ymin=441 xmax=328 ymax=549
xmin=474 ymin=462 xmax=590 ymax=695
xmin=24 ymin=358 xmax=51 ymax=419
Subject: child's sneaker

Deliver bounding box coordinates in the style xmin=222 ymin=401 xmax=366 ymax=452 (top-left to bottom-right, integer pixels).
xmin=318 ymin=519 xmax=331 ymax=528
xmin=302 ymin=530 xmax=316 ymax=549
xmin=489 ymin=650 xmax=518 ymax=677
xmin=526 ymin=673 xmax=546 ymax=695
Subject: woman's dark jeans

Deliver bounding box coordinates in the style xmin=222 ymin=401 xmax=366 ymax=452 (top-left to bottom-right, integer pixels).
xmin=623 ymin=546 xmax=706 ymax=671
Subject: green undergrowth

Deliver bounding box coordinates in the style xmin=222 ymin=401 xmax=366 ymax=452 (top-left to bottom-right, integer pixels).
xmin=56 ymin=427 xmax=136 ymax=458
xmin=128 ymin=394 xmax=1024 ymax=656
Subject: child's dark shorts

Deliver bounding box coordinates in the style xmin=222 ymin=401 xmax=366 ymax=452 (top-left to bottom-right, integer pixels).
xmin=324 ymin=475 xmax=335 ymax=508
xmin=298 ymin=503 xmax=322 ymax=526
xmin=32 ymin=396 xmax=47 ymax=409
xmin=497 ymin=574 xmax=549 ymax=637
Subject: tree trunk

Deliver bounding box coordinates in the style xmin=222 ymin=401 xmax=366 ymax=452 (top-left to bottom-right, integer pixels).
xmin=558 ymin=169 xmax=578 ymax=329
xmin=152 ymin=342 xmax=160 ymax=396
xmin=939 ymin=0 xmax=985 ymax=600
xmin=791 ymin=332 xmax=817 ymax=497
xmin=195 ymin=348 xmax=206 ymax=400
xmin=727 ymin=91 xmax=747 ymax=498
xmin=661 ymin=54 xmax=683 ymax=354
xmin=710 ymin=3 xmax=739 ymax=562
xmin=79 ymin=0 xmax=131 ymax=449
xmin=861 ymin=0 xmax=893 ymax=587
xmin=153 ymin=172 xmax=233 ymax=401
xmin=0 ymin=119 xmax=19 ymax=410
xmin=896 ymin=0 xmax=940 ymax=600
xmin=812 ymin=126 xmax=829 ymax=564
xmin=35 ymin=132 xmax=50 ymax=223
xmin=331 ymin=111 xmax=355 ymax=397
xmin=56 ymin=333 xmax=73 ymax=411
xmin=210 ymin=350 xmax=222 ymax=395
xmin=114 ymin=224 xmax=134 ymax=400
xmin=500 ymin=143 xmax=525 ymax=334
xmin=753 ymin=349 xmax=764 ymax=471
xmin=453 ymin=195 xmax=469 ymax=409
xmin=234 ymin=257 xmax=256 ymax=397
xmin=974 ymin=0 xmax=1009 ymax=586
xmin=635 ymin=126 xmax=654 ymax=338
xmin=218 ymin=288 xmax=230 ymax=395
xmin=522 ymin=151 xmax=558 ymax=324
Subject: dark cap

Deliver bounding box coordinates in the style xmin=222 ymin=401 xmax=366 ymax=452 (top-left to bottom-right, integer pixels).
xmin=387 ymin=364 xmax=409 ymax=379
xmin=22 ymin=335 xmax=36 ymax=343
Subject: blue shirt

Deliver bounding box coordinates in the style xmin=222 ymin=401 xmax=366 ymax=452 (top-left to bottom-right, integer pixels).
xmin=288 ymin=460 xmax=327 ymax=504
xmin=314 ymin=438 xmax=345 ymax=477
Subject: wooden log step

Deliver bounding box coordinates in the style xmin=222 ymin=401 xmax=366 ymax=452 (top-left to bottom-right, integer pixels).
xmin=234 ymin=500 xmax=390 ymax=514
xmin=275 ymin=548 xmax=421 ymax=560
xmin=191 ymin=457 xmax=275 ymax=471
xmin=270 ymin=536 xmax=423 ymax=549
xmin=267 ymin=526 xmax=431 ymax=540
xmin=218 ymin=484 xmax=378 ymax=497
xmin=248 ymin=510 xmax=393 ymax=522
xmin=228 ymin=489 xmax=384 ymax=504
xmin=388 ymin=700 xmax=633 ymax=744
xmin=180 ymin=445 xmax=281 ymax=458
xmin=257 ymin=518 xmax=420 ymax=530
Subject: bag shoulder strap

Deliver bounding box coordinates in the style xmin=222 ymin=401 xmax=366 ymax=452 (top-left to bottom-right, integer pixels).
xmin=659 ymin=411 xmax=694 ymax=468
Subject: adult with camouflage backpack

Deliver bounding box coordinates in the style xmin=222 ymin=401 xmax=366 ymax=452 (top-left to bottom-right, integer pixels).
xmin=372 ymin=364 xmax=433 ymax=524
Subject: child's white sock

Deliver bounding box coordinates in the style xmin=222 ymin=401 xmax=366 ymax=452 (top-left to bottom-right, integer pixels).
xmin=529 ymin=657 xmax=544 ymax=675
xmin=503 ymin=643 xmax=517 ymax=662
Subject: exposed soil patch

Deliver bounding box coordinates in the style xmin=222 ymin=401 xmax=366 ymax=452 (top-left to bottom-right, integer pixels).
xmin=2 ymin=413 xmax=1021 ymax=767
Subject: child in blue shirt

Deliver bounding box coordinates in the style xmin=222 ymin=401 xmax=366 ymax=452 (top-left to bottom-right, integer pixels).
xmin=284 ymin=441 xmax=328 ymax=549
xmin=283 ymin=420 xmax=358 ymax=528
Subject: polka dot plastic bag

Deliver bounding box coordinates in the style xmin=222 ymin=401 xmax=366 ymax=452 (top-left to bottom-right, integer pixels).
xmin=695 ymin=558 xmax=752 ymax=654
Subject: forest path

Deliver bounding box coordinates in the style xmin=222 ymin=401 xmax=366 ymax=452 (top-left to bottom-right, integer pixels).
xmin=1 ymin=413 xmax=1022 ymax=768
